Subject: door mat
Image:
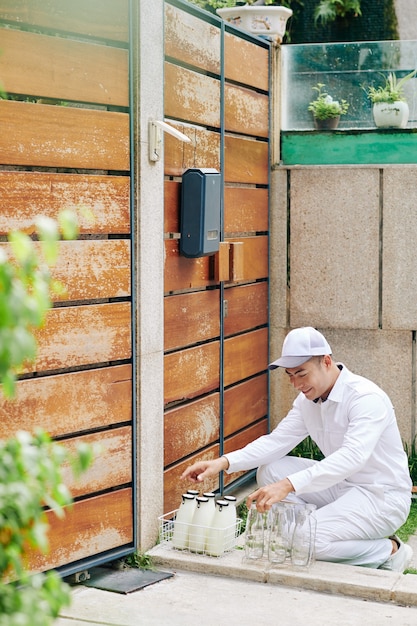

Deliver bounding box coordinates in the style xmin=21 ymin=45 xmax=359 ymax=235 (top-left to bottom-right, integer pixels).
xmin=82 ymin=566 xmax=174 ymax=594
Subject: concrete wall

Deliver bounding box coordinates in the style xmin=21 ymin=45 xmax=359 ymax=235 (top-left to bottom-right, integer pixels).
xmin=396 ymin=0 xmax=417 ymax=40
xmin=269 ymin=164 xmax=417 ymax=446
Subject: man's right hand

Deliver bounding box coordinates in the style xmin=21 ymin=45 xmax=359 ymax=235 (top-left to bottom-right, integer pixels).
xmin=180 ymin=456 xmax=229 ymax=483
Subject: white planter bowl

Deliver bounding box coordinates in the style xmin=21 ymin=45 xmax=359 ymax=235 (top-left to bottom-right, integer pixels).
xmin=372 ymin=101 xmax=409 ymax=129
xmin=217 ymin=5 xmax=293 ymax=43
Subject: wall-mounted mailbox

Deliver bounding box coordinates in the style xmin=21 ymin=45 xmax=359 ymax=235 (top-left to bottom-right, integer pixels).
xmin=180 ymin=168 xmax=221 ymax=258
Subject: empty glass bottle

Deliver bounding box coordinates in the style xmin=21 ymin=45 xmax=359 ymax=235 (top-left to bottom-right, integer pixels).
xmin=244 ymin=502 xmax=265 ymax=560
xmin=291 ymin=503 xmax=317 ymax=568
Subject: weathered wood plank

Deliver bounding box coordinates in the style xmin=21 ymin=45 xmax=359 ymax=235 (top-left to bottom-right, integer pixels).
xmin=224 ymin=32 xmax=269 ymax=92
xmin=0 ymin=171 xmax=130 ymax=235
xmin=0 ymin=364 xmax=132 ymax=439
xmin=164 ymin=341 xmax=220 ymax=406
xmin=0 ymin=0 xmax=129 ymax=42
xmin=165 ymin=3 xmax=220 ymax=75
xmin=225 ymin=83 xmax=269 ymax=138
xmin=226 ymin=235 xmax=269 ymax=281
xmin=61 ymin=426 xmax=132 ymax=498
xmin=224 ymin=327 xmax=268 ymax=387
xmin=164 ymin=124 xmax=220 ymax=178
xmin=0 ymin=100 xmax=129 ymax=170
xmin=223 ymin=419 xmax=268 ymax=487
xmin=224 ymin=374 xmax=268 ymax=437
xmin=164 ymin=446 xmax=219 ymax=515
xmin=27 ymin=488 xmax=133 ymax=573
xmin=164 ymin=180 xmax=181 ymax=234
xmin=0 ymin=28 xmax=128 ymax=106
xmin=224 ymin=186 xmax=268 ymax=234
xmin=224 ymin=282 xmax=268 ymax=336
xmin=164 ymin=394 xmax=219 ymax=467
xmin=225 ymin=135 xmax=269 ymax=185
xmin=164 ymin=290 xmax=220 ymax=351
xmin=28 ymin=302 xmax=131 ymax=372
xmin=164 ymin=239 xmax=216 ymax=292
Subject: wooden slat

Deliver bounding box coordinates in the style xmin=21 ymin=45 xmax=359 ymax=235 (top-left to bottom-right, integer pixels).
xmin=224 ymin=374 xmax=268 ymax=437
xmin=0 ymin=28 xmax=128 ymax=106
xmin=164 ymin=342 xmax=220 ymax=406
xmin=0 ymin=0 xmax=129 ymax=42
xmin=28 ymin=302 xmax=131 ymax=372
xmin=164 ymin=445 xmax=219 ymax=515
xmin=61 ymin=426 xmax=132 ymax=498
xmin=164 ymin=290 xmax=220 ymax=351
xmin=164 ymin=124 xmax=220 ymax=178
xmin=0 ymin=100 xmax=129 ymax=170
xmin=0 ymin=172 xmax=130 ymax=235
xmin=223 ymin=419 xmax=268 ymax=487
xmin=225 ymin=83 xmax=269 ymax=138
xmin=165 ymin=3 xmax=220 ymax=75
xmin=224 ymin=327 xmax=268 ymax=387
xmin=0 ymin=240 xmax=130 ymax=301
xmin=224 ymin=282 xmax=268 ymax=336
xmin=225 ymin=135 xmax=269 ymax=185
xmin=164 ymin=180 xmax=181 ymax=234
xmin=224 ymin=32 xmax=269 ymax=92
xmin=165 ymin=63 xmax=220 ymax=128
xmin=164 ymin=239 xmax=215 ymax=292
xmin=226 ymin=235 xmax=269 ymax=281
xmin=164 ymin=394 xmax=219 ymax=467
xmin=0 ymin=364 xmax=132 ymax=439
xmin=224 ymin=186 xmax=268 ymax=234
xmin=27 ymin=488 xmax=133 ymax=573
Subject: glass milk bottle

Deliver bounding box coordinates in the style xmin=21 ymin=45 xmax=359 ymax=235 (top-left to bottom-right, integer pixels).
xmin=245 ymin=502 xmax=264 ymax=560
xmin=172 ymin=493 xmax=196 ymax=550
xmin=188 ymin=496 xmax=212 ymax=553
xmin=206 ymin=499 xmax=231 ymax=556
xmin=203 ymin=492 xmax=216 ymax=523
xmin=222 ymin=495 xmax=237 ymax=548
xmin=291 ymin=503 xmax=317 ymax=567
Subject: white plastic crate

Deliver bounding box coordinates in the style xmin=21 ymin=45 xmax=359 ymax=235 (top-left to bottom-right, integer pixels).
xmin=159 ymin=509 xmax=242 ymax=557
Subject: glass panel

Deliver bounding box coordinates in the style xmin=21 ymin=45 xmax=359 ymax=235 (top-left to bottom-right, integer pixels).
xmin=281 ymin=40 xmax=417 ymax=130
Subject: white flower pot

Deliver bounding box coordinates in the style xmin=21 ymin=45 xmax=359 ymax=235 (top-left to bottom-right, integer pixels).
xmin=372 ymin=101 xmax=409 ymax=129
xmin=217 ymin=5 xmax=293 ymax=43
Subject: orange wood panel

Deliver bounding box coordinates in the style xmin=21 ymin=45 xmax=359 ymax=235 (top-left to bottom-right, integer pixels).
xmin=226 ymin=235 xmax=269 ymax=281
xmin=164 ymin=290 xmax=220 ymax=351
xmin=29 ymin=302 xmax=131 ymax=372
xmin=224 ymin=327 xmax=268 ymax=387
xmin=0 ymin=172 xmax=130 ymax=235
xmin=224 ymin=186 xmax=268 ymax=234
xmin=224 ymin=282 xmax=268 ymax=337
xmin=224 ymin=135 xmax=269 ymax=185
xmin=27 ymin=488 xmax=133 ymax=573
xmin=61 ymin=426 xmax=132 ymax=498
xmin=165 ymin=62 xmax=220 ymax=128
xmin=0 ymin=364 xmax=132 ymax=439
xmin=223 ymin=419 xmax=268 ymax=487
xmin=224 ymin=374 xmax=268 ymax=438
xmin=164 ymin=180 xmax=181 ymax=234
xmin=225 ymin=83 xmax=269 ymax=138
xmin=165 ymin=4 xmax=220 ymax=75
xmin=164 ymin=124 xmax=220 ymax=178
xmin=0 ymin=100 xmax=129 ymax=170
xmin=224 ymin=32 xmax=269 ymax=92
xmin=164 ymin=341 xmax=220 ymax=406
xmin=164 ymin=239 xmax=216 ymax=292
xmin=164 ymin=394 xmax=220 ymax=467
xmin=0 ymin=0 xmax=129 ymax=42
xmin=164 ymin=445 xmax=220 ymax=515
xmin=0 ymin=28 xmax=128 ymax=106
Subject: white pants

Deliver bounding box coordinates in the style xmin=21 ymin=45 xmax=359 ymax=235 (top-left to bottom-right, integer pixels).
xmin=257 ymin=456 xmax=411 ymax=568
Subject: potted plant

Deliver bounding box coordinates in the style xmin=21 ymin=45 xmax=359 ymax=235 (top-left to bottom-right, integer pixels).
xmin=213 ymin=1 xmax=293 ymax=43
xmin=314 ymin=0 xmax=362 ymax=25
xmin=366 ymin=69 xmax=417 ymax=129
xmin=308 ymin=82 xmax=349 ymax=130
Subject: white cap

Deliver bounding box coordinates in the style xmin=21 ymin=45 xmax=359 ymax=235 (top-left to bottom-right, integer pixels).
xmin=269 ymin=327 xmax=332 ymax=369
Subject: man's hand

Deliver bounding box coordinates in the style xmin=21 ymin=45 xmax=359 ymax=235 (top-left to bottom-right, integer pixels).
xmin=246 ymin=478 xmax=294 ymax=512
xmin=180 ymin=457 xmax=229 ymax=483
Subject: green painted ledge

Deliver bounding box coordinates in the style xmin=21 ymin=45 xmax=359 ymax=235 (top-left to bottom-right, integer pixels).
xmin=281 ymin=128 xmax=417 ymax=165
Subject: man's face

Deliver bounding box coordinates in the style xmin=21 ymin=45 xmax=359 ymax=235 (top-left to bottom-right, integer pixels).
xmin=285 ymin=356 xmax=331 ymax=401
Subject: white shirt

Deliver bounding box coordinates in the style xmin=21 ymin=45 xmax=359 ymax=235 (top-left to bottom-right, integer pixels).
xmin=225 ymin=364 xmax=411 ymax=496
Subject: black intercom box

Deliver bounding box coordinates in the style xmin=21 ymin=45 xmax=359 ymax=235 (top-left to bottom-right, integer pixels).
xmin=180 ymin=168 xmax=221 ymax=258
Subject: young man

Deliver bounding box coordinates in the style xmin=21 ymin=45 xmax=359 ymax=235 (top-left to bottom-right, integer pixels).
xmin=181 ymin=327 xmax=413 ymax=571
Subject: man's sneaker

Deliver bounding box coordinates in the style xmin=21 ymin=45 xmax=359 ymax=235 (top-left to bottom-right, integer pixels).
xmin=379 ymin=535 xmax=413 ymax=572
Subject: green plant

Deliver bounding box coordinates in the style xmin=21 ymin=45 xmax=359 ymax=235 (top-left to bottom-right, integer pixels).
xmin=123 ymin=551 xmax=155 ymax=570
xmin=308 ymin=83 xmax=349 ymax=120
xmin=314 ymin=0 xmax=361 ymax=25
xmin=404 ymin=437 xmax=417 ymax=486
xmin=366 ymin=69 xmax=417 ymax=104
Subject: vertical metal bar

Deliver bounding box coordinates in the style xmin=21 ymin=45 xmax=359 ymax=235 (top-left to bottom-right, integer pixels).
xmin=219 ymin=19 xmax=226 ymax=496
